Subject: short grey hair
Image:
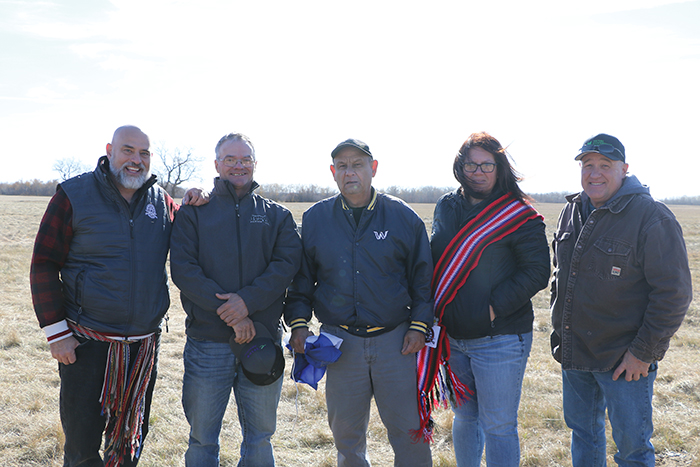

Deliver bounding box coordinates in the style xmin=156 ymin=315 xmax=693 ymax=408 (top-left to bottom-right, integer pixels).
xmin=215 ymin=133 xmax=255 ymax=159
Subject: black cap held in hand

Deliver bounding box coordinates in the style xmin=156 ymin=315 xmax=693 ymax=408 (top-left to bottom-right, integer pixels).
xmin=229 ymin=322 xmax=285 ymax=386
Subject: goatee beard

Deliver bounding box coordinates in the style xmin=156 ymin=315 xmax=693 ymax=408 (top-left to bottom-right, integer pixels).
xmin=110 ymin=162 xmax=149 ymax=190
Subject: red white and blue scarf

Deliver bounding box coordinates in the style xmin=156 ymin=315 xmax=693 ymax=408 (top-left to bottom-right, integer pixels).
xmin=413 ymin=192 xmax=542 ymax=442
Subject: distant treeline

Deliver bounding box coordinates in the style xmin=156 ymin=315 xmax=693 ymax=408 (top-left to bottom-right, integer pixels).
xmin=2 ymin=180 xmax=699 ymax=206
xmin=257 ymin=184 xmax=457 ymax=204
xmin=0 ymin=179 xmax=59 ymax=196
xmin=527 ymin=192 xmax=700 ymax=206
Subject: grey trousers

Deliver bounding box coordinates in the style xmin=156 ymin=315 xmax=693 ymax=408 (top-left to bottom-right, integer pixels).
xmin=322 ymin=322 xmax=432 ymax=467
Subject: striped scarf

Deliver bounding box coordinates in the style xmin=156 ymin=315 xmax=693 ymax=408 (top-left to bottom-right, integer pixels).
xmin=413 ymin=192 xmax=542 ymax=442
xmin=68 ymin=322 xmax=156 ymax=467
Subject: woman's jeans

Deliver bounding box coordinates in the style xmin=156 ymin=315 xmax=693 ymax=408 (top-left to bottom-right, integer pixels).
xmin=448 ymin=332 xmax=532 ymax=467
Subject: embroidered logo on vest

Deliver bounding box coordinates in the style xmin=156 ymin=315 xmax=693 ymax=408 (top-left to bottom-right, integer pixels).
xmin=374 ymin=230 xmax=389 ymax=240
xmin=250 ymin=214 xmax=269 ymax=225
xmin=145 ymin=203 xmax=158 ymax=219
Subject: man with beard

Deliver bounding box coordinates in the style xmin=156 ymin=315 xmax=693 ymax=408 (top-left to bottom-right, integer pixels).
xmin=30 ymin=125 xmax=204 ymax=467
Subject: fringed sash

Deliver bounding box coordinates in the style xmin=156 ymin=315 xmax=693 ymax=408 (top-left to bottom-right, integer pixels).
xmin=413 ymin=192 xmax=542 ymax=442
xmin=68 ymin=321 xmax=156 ymax=467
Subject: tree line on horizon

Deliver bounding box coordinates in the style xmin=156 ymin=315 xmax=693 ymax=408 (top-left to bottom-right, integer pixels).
xmin=2 ymin=178 xmax=700 ymax=206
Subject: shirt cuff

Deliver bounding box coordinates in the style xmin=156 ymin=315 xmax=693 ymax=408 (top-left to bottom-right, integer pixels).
xmin=44 ymin=320 xmax=73 ymax=344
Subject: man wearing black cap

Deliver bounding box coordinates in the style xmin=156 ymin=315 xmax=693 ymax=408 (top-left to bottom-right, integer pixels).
xmin=550 ymin=133 xmax=692 ymax=466
xmin=170 ymin=133 xmax=302 ymax=467
xmin=285 ymin=139 xmax=433 ymax=466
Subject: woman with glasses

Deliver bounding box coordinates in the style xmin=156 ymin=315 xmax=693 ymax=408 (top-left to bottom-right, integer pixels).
xmin=418 ymin=132 xmax=550 ymax=466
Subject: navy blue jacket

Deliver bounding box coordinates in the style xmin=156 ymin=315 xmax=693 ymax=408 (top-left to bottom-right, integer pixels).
xmin=284 ymin=190 xmax=433 ymax=330
xmin=170 ymin=178 xmax=302 ymax=342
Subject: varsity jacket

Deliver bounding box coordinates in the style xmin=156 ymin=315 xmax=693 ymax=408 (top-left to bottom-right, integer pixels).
xmin=284 ymin=190 xmax=433 ymax=333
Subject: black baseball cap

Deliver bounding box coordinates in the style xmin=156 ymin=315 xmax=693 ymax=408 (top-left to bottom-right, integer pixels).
xmin=229 ymin=322 xmax=285 ymax=386
xmin=331 ymin=138 xmax=373 ymax=158
xmin=575 ymin=133 xmax=626 ymax=162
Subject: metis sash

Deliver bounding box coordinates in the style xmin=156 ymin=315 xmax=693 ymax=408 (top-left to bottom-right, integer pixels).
xmin=413 ymin=192 xmax=542 ymax=442
xmin=68 ymin=321 xmax=156 ymax=467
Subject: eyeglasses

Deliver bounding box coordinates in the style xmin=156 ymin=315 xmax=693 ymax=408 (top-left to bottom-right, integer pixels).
xmin=217 ymin=156 xmax=255 ymax=168
xmin=463 ymin=162 xmax=496 ymax=173
xmin=579 ymin=143 xmax=623 ymax=158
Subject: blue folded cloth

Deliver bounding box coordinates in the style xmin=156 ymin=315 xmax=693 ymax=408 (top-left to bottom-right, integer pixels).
xmin=286 ymin=332 xmax=343 ymax=389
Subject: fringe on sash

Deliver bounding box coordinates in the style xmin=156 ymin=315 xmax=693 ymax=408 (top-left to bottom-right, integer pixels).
xmin=412 ymin=193 xmax=542 ymax=443
xmin=69 ymin=322 xmax=156 ymax=467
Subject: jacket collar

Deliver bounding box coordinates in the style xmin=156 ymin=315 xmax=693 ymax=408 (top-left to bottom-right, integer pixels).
xmin=213 ymin=177 xmax=259 ymax=202
xmin=96 ymin=155 xmax=157 ymax=202
xmin=340 ymin=187 xmax=377 ymax=211
xmin=568 ymin=175 xmax=649 ymax=215
xmin=455 ymin=188 xmax=508 ymax=215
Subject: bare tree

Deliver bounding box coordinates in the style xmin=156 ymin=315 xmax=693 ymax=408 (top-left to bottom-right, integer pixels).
xmin=53 ymin=158 xmax=91 ymax=181
xmin=151 ymin=144 xmax=204 ymax=196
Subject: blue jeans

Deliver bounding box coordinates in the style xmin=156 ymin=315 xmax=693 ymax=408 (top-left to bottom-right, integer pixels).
xmin=448 ymin=332 xmax=532 ymax=467
xmin=182 ymin=337 xmax=283 ymax=467
xmin=563 ymin=368 xmax=656 ymax=467
xmin=322 ymin=323 xmax=432 ymax=467
xmin=59 ymin=336 xmax=159 ymax=467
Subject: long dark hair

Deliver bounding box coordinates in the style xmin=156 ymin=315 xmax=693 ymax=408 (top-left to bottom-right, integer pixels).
xmin=453 ymin=131 xmax=528 ymax=202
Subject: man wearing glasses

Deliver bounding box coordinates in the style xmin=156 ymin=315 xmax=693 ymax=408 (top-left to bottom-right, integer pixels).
xmin=170 ymin=133 xmax=302 ymax=466
xmin=285 ymin=139 xmax=433 ymax=466
xmin=550 ymin=133 xmax=692 ymax=466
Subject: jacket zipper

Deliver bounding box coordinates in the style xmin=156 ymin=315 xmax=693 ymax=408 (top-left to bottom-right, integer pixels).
xmin=235 ymin=202 xmax=244 ymax=290
xmin=103 ymin=167 xmax=155 ymax=337
xmin=122 ymin=188 xmax=147 ymax=337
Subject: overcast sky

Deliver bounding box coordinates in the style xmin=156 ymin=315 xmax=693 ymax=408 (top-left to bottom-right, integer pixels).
xmin=2 ymin=0 xmax=699 ymax=199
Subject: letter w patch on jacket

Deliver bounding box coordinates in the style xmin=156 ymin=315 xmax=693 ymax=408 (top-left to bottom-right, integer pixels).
xmin=374 ymin=230 xmax=389 ymax=240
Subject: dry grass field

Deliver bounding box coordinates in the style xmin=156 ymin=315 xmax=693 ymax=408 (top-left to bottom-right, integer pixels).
xmin=0 ymin=195 xmax=698 ymax=466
